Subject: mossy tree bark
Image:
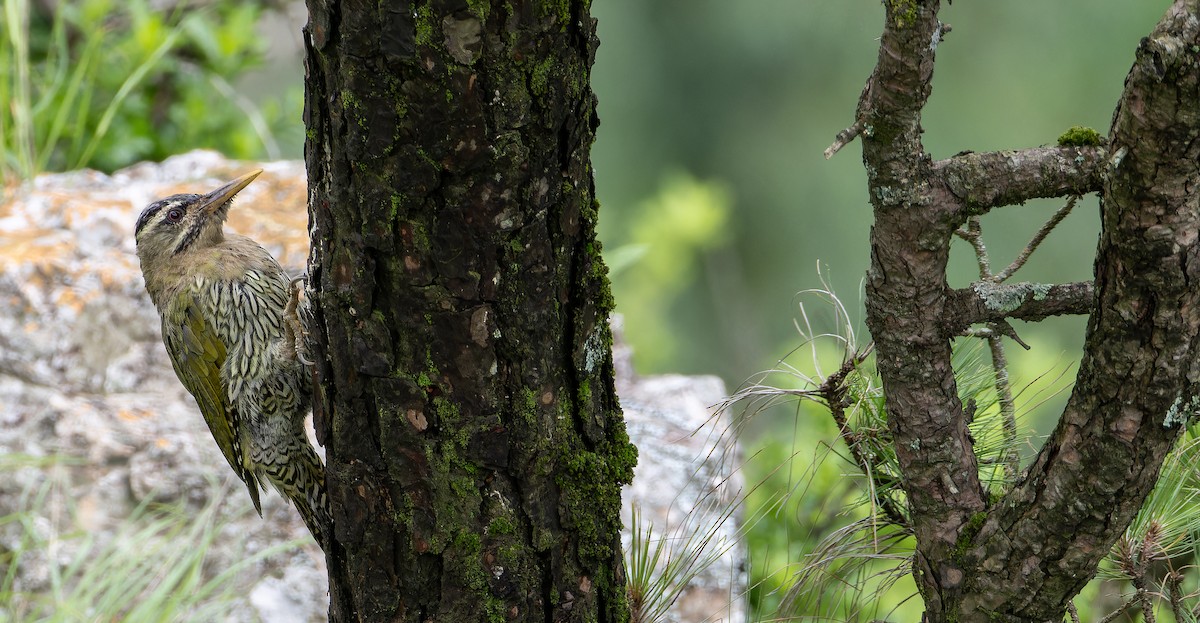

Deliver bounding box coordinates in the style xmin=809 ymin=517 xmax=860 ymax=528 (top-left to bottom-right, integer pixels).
xmin=844 ymin=1 xmax=1200 ymax=621
xmin=301 ymin=1 xmax=635 ymax=621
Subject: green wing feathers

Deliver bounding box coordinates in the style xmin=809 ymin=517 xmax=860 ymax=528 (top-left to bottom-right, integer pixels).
xmin=164 ymin=292 xmax=264 ymax=515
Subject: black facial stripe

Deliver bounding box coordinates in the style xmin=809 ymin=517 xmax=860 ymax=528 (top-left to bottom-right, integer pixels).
xmin=173 ymin=219 xmax=204 ymax=255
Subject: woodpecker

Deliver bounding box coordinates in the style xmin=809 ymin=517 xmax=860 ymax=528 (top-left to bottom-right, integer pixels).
xmin=134 ymin=170 xmax=329 ymax=549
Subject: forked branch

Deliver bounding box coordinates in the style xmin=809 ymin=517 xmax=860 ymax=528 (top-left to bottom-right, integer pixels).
xmin=847 ymin=1 xmax=1200 ymax=621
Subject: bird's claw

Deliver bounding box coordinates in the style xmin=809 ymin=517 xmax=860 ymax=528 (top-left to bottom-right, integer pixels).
xmin=284 ymin=275 xmax=314 ymax=367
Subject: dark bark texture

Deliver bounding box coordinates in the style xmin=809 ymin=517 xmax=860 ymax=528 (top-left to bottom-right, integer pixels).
xmin=301 ymin=1 xmax=636 ymax=621
xmin=854 ymin=1 xmax=1200 ymax=621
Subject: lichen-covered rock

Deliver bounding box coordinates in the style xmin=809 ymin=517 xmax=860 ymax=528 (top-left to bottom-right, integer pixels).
xmin=0 ymin=150 xmax=743 ymax=622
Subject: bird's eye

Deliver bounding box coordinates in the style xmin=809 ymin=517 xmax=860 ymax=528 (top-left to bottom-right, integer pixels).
xmin=166 ymin=208 xmax=184 ymax=223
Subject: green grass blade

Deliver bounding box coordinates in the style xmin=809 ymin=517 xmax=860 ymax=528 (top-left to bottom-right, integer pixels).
xmin=35 ymin=23 xmax=106 ymax=173
xmin=72 ymin=27 xmax=180 ymax=170
xmin=4 ymin=0 xmax=34 ymax=178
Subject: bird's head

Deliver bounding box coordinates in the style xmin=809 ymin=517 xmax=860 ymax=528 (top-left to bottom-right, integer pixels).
xmin=134 ymin=169 xmax=262 ymax=267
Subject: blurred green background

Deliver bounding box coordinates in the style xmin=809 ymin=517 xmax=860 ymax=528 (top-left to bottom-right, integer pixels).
xmin=0 ymin=0 xmax=1177 ymax=619
xmin=592 ymin=1 xmax=1161 ymax=384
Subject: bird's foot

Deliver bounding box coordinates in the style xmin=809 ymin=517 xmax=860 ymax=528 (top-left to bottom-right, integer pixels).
xmin=284 ymin=275 xmax=314 ymax=366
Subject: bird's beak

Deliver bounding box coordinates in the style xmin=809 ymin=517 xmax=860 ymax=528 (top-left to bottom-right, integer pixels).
xmin=198 ymin=169 xmax=263 ymax=216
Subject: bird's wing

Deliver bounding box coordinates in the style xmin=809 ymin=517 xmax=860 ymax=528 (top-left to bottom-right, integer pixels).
xmin=162 ymin=290 xmax=263 ymax=515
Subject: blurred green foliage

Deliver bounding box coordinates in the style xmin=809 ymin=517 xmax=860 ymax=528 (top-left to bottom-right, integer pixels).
xmin=590 ymin=0 xmax=1163 ymax=406
xmin=0 ymin=0 xmax=299 ymax=180
xmin=608 ymin=171 xmax=731 ymax=370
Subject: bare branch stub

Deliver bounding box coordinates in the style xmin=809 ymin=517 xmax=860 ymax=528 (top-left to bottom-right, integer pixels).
xmin=824 ymin=118 xmax=867 ymax=159
xmin=825 ymin=76 xmax=875 ymax=158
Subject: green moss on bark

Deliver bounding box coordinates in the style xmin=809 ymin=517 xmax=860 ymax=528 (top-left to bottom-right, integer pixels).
xmin=887 ymin=0 xmax=918 ymax=29
xmin=1057 ymin=125 xmax=1104 ymax=147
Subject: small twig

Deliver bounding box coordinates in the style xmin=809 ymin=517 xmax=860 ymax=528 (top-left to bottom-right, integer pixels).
xmin=963 ymin=323 xmax=1031 ymax=351
xmin=957 ymin=219 xmax=1021 ymax=481
xmin=955 ymin=217 xmax=991 ymax=277
xmin=1098 ymin=592 xmax=1141 ymax=623
xmin=1141 ymin=589 xmax=1157 ymax=623
xmin=989 ymin=320 xmax=1030 ymax=351
xmin=1066 ymin=600 xmax=1080 ymax=623
xmin=991 ymin=196 xmax=1079 ymax=283
xmin=824 ymin=118 xmax=867 ymax=159
xmin=984 ymin=329 xmax=1019 ymax=480
xmin=1128 ymin=557 xmax=1155 ymax=623
xmin=1167 ymin=571 xmax=1186 ymax=623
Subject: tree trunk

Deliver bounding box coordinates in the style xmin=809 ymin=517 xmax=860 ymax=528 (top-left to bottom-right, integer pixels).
xmin=300 ymin=1 xmax=636 ymax=621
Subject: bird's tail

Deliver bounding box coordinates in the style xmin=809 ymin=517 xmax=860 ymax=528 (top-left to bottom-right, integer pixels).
xmin=264 ymin=441 xmax=331 ymax=551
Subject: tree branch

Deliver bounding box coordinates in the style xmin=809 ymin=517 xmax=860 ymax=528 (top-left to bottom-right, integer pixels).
xmin=942 ymin=281 xmax=1094 ymax=334
xmin=858 ymin=2 xmax=989 ymax=618
xmin=1066 ymin=601 xmax=1080 ymax=623
xmin=1097 ymin=593 xmax=1141 ymax=623
xmin=934 ymin=146 xmax=1106 ymax=216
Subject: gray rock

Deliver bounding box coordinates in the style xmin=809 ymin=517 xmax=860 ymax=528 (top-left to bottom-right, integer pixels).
xmin=616 ymin=316 xmax=746 ymax=623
